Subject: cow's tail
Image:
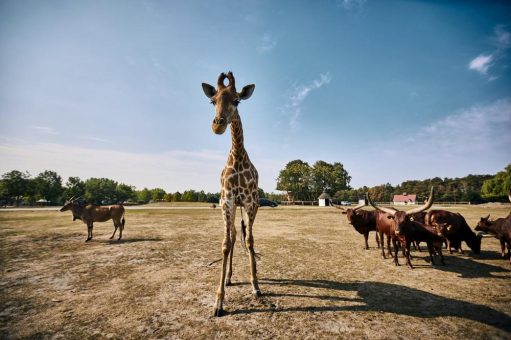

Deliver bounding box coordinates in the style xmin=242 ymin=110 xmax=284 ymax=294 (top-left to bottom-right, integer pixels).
xmin=239 ymin=206 xmax=248 ymax=255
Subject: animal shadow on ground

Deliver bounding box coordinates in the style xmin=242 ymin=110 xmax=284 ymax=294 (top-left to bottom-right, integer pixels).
xmin=229 ymin=279 xmax=511 ymax=332
xmin=104 ymin=237 xmax=163 ymax=245
xmin=429 ymin=252 xmax=511 ymax=278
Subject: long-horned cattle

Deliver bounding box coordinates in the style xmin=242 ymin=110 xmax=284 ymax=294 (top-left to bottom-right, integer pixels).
xmin=367 ymin=187 xmax=445 ymax=268
xmin=332 ymin=200 xmax=380 ymax=249
xmin=60 ymin=197 xmax=126 ymax=242
xmin=425 ymin=210 xmax=483 ymax=254
xmin=475 ymin=191 xmax=511 ymax=264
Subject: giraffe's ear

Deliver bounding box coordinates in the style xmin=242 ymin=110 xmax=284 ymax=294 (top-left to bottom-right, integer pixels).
xmin=202 ymin=83 xmax=216 ymax=98
xmin=239 ymin=84 xmax=255 ymax=100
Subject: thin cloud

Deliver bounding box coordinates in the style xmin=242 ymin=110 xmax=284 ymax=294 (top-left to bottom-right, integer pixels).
xmin=81 ymin=136 xmax=109 ymax=143
xmin=30 ymin=126 xmax=58 ymax=135
xmin=0 ymin=143 xmax=226 ymax=192
xmin=257 ymin=34 xmax=277 ymax=53
xmin=469 ymin=25 xmax=510 ymax=78
xmin=357 ymin=99 xmax=511 ymax=187
xmin=336 ymin=0 xmax=367 ymax=10
xmin=468 ymin=54 xmax=494 ymax=75
xmin=281 ymin=73 xmax=332 ymax=130
xmin=384 ymin=98 xmax=511 ymax=157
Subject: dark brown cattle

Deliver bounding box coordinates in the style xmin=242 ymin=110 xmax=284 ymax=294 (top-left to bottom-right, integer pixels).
xmin=333 ymin=202 xmax=380 ymax=249
xmin=374 ymin=209 xmax=399 ymax=260
xmin=426 ymin=210 xmax=482 ymax=254
xmin=60 ymin=197 xmax=125 ymax=242
xmin=368 ymin=187 xmax=444 ymax=268
xmin=475 ymin=214 xmax=511 ymax=264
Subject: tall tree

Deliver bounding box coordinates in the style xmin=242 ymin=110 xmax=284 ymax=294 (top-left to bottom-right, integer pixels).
xmin=276 ymin=160 xmax=312 ymax=201
xmin=84 ymin=178 xmax=118 ymax=204
xmin=64 ymin=176 xmax=85 ymax=199
xmin=33 ymin=170 xmax=63 ymax=203
xmin=1 ymin=170 xmax=31 ymax=206
xmin=481 ymin=164 xmax=511 ymax=200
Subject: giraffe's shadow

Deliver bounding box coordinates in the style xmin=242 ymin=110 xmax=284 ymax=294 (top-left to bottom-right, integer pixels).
xmin=227 ymin=278 xmax=511 ymax=333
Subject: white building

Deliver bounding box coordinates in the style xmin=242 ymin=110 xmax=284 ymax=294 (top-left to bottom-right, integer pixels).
xmin=318 ymin=192 xmax=331 ymax=207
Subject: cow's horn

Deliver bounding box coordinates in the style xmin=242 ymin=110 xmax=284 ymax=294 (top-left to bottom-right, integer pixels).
xmin=406 ymin=186 xmax=434 ymax=215
xmin=366 ymin=192 xmax=396 ymax=215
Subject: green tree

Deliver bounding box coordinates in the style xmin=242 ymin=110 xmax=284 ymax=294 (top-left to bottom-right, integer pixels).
xmin=33 ymin=170 xmax=63 ymax=204
xmin=137 ymin=188 xmax=151 ymax=203
xmin=310 ymin=161 xmax=351 ymax=198
xmin=276 ymin=160 xmax=312 ymax=201
xmin=151 ymin=188 xmax=166 ymax=202
xmin=1 ymin=170 xmax=31 ymax=206
xmin=64 ymin=176 xmax=85 ymax=200
xmin=117 ymin=183 xmax=136 ymax=203
xmin=84 ymin=178 xmax=118 ymax=204
xmin=481 ymin=164 xmax=511 ymax=201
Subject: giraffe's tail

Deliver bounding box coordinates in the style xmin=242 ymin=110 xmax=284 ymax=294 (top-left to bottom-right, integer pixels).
xmin=240 ymin=207 xmax=248 ymax=255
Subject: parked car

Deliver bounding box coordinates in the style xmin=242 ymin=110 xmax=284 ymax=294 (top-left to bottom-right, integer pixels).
xmin=340 ymin=201 xmax=351 ymax=206
xmin=259 ymin=198 xmax=278 ymax=207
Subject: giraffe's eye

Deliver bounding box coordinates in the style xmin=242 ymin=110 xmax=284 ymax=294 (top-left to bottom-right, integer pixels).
xmin=210 ymin=100 xmax=216 ymax=105
xmin=234 ymin=100 xmax=240 ymax=106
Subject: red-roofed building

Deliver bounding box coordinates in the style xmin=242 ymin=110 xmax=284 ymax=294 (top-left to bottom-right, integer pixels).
xmin=393 ymin=193 xmax=417 ymax=205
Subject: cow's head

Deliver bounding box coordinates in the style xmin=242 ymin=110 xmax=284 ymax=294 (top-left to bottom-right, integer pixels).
xmin=367 ymin=187 xmax=434 ymax=236
xmin=202 ymin=72 xmax=255 ymax=135
xmin=475 ymin=215 xmax=492 ymax=233
xmin=60 ymin=196 xmax=76 ymax=212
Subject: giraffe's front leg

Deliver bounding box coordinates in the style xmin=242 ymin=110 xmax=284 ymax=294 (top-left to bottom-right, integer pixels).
xmin=244 ymin=204 xmax=261 ymax=297
xmin=225 ymin=218 xmax=236 ymax=286
xmin=213 ymin=202 xmax=234 ymax=317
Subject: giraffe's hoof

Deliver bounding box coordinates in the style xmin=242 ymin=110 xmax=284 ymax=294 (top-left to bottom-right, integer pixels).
xmin=225 ymin=280 xmax=232 ymax=286
xmin=109 ymin=236 xmax=114 ymax=239
xmin=213 ymin=307 xmax=224 ymax=317
xmin=85 ymin=238 xmax=91 ymax=242
xmin=253 ymin=290 xmax=261 ymax=298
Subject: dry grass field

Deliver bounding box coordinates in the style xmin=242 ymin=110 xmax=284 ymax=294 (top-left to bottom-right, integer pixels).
xmin=1 ymin=204 xmax=510 ymax=339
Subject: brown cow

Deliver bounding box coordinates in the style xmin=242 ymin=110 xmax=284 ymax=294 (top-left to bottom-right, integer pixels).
xmin=426 ymin=210 xmax=482 ymax=254
xmin=474 ymin=190 xmax=511 ymax=263
xmin=368 ymin=187 xmax=444 ymax=268
xmin=60 ymin=197 xmax=126 ymax=242
xmin=475 ymin=214 xmax=511 ymax=263
xmin=332 ymin=201 xmax=380 ymax=249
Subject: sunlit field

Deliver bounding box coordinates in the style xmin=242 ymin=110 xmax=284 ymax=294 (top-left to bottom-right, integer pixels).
xmin=1 ymin=204 xmax=510 ymax=339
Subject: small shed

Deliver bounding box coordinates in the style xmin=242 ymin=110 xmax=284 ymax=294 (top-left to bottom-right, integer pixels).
xmin=318 ymin=192 xmax=331 ymax=207
xmin=393 ymin=193 xmax=417 ymax=205
xmin=36 ymin=199 xmax=50 ymax=206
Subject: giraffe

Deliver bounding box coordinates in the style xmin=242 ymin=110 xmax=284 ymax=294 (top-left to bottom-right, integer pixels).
xmin=202 ymin=72 xmax=261 ymax=317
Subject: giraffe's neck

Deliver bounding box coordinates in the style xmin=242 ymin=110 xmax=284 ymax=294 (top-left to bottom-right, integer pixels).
xmin=229 ymin=110 xmax=246 ymax=158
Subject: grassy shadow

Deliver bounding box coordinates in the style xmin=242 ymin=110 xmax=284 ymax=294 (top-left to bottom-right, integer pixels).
xmin=430 ymin=253 xmax=511 ymax=278
xmin=229 ymin=278 xmax=511 ymax=332
xmin=104 ymin=237 xmax=163 ymax=245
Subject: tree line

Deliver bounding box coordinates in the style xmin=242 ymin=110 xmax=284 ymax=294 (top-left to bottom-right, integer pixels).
xmin=1 ymin=163 xmax=509 ymax=206
xmin=276 ymin=160 xmax=511 ymax=203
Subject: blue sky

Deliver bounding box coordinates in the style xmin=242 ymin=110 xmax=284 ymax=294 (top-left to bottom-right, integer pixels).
xmin=1 ymin=0 xmax=510 ymax=193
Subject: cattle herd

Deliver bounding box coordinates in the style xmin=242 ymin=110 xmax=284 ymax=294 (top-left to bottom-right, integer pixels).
xmin=333 ymin=188 xmax=511 ymax=268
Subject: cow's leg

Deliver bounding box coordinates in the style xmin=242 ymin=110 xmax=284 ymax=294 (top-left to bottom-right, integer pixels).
xmin=86 ymin=222 xmax=93 ymax=242
xmin=364 ymin=231 xmax=369 ymax=250
xmin=437 ymin=245 xmax=445 ymax=265
xmin=118 ymin=217 xmax=125 ymax=240
xmin=405 ymin=241 xmax=414 ymax=269
xmin=380 ymin=231 xmax=386 ymax=259
xmin=110 ymin=220 xmax=118 ymax=239
xmin=393 ymin=238 xmax=400 ymax=266
xmin=500 ymin=239 xmax=506 ymax=258
xmin=386 ymin=234 xmax=392 ymax=257
xmin=375 ymin=231 xmax=380 ymax=248
xmin=426 ymin=242 xmax=435 ymax=265
xmin=447 ymin=239 xmax=453 ymax=254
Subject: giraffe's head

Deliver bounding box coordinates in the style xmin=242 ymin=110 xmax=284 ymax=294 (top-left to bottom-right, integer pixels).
xmin=202 ymin=72 xmax=255 ymax=135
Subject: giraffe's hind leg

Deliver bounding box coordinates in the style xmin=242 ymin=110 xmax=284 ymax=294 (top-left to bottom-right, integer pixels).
xmin=225 ymin=214 xmax=236 ymax=286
